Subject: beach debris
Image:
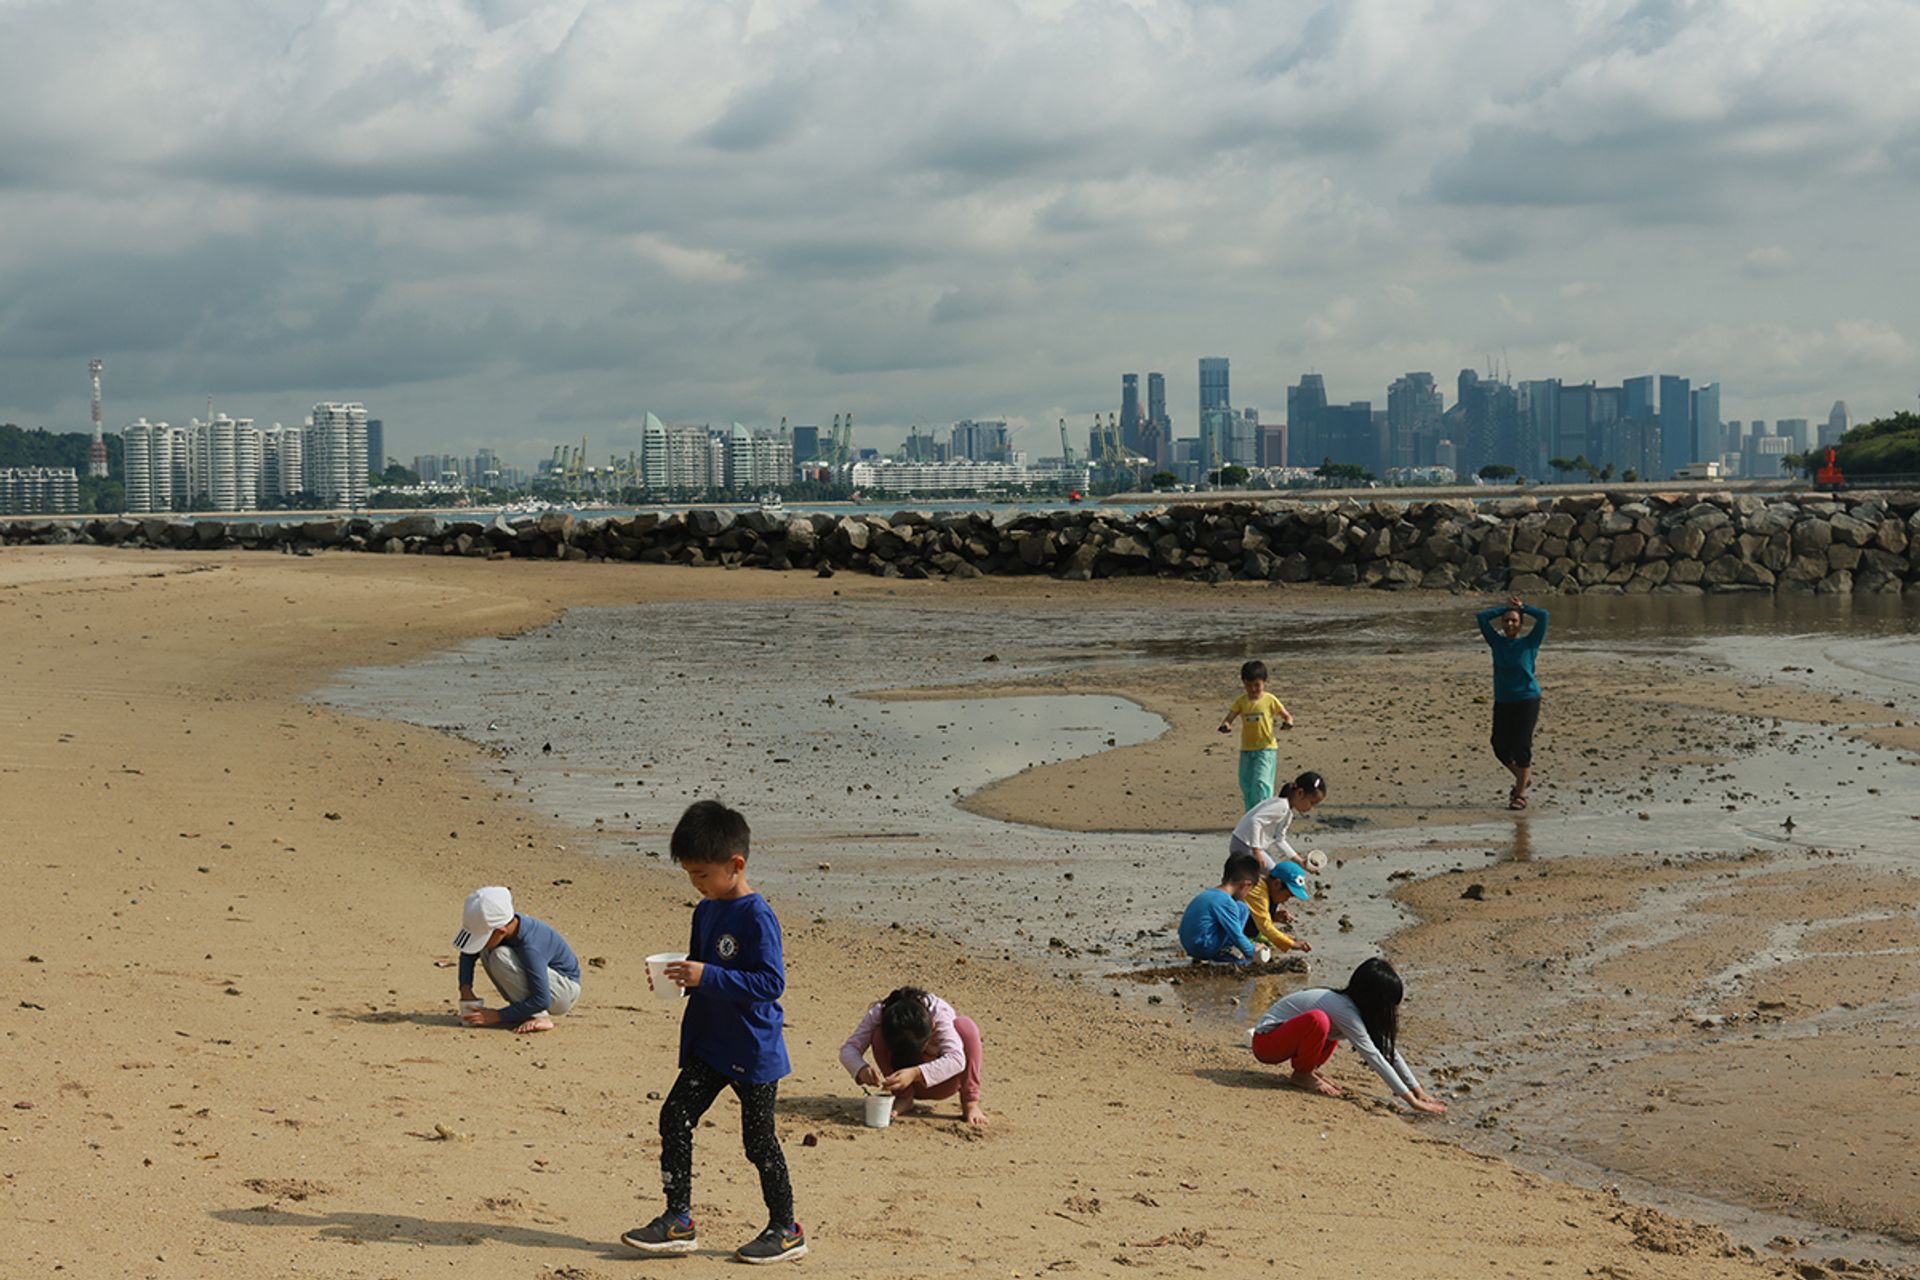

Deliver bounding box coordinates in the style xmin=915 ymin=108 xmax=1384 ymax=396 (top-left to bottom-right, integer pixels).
xmin=542 ymin=742 xmax=552 ymax=754
xmin=431 ymin=1123 xmax=472 ymax=1142
xmin=1128 ymin=1229 xmax=1207 ymax=1249
xmin=242 ymin=1178 xmax=330 ymax=1201
xmin=801 ymin=1133 xmax=819 ymax=1147
xmin=323 ymin=812 xmax=341 ymax=821
xmin=586 ymin=957 xmax=607 ymax=969
xmin=1781 ymin=815 xmax=1796 ymax=833
xmin=1460 ymin=883 xmax=1487 ymax=901
xmin=982 ymin=653 xmax=999 ymax=662
xmin=1338 ymin=915 xmax=1354 ymax=933
xmin=817 ymin=862 xmax=831 ymax=871
xmin=25 ymin=956 xmax=41 ymax=963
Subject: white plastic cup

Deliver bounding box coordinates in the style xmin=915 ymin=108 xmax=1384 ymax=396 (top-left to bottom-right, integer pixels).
xmin=458 ymin=999 xmax=483 ymax=1021
xmin=1304 ymin=849 xmax=1329 ymax=873
xmin=646 ymin=952 xmax=689 ymax=1002
xmin=863 ymin=1094 xmax=895 ymax=1128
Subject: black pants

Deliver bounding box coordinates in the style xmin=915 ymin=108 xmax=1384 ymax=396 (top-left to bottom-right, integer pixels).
xmin=1490 ymin=697 xmax=1540 ymax=769
xmin=659 ymin=1058 xmax=793 ymax=1226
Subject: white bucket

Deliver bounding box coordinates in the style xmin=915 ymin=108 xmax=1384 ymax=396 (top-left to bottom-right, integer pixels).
xmin=1304 ymin=849 xmax=1329 ymax=873
xmin=646 ymin=952 xmax=689 ymax=1002
xmin=863 ymin=1094 xmax=895 ymax=1128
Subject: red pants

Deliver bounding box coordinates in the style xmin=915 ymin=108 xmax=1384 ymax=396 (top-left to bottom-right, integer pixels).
xmin=872 ymin=1015 xmax=983 ymax=1104
xmin=1251 ymin=1009 xmax=1336 ymax=1073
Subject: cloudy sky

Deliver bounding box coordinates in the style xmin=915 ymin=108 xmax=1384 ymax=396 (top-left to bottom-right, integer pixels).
xmin=2 ymin=0 xmax=1916 ymax=465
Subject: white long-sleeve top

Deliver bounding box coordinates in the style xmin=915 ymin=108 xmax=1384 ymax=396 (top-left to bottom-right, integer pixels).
xmin=1232 ymin=796 xmax=1301 ymax=871
xmin=839 ymin=992 xmax=966 ymax=1088
xmin=1254 ymin=988 xmax=1422 ymax=1096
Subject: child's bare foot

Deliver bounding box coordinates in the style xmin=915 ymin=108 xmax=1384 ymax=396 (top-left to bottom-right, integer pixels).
xmin=1289 ymin=1070 xmax=1341 ymax=1097
xmin=891 ymin=1096 xmax=917 ymax=1117
xmin=512 ymin=1016 xmax=555 ymax=1034
xmin=961 ymin=1101 xmax=988 ymax=1127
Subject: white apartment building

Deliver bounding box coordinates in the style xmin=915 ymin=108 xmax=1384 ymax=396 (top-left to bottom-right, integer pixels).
xmin=849 ymin=459 xmax=1090 ymax=495
xmin=260 ymin=423 xmax=305 ymax=501
xmin=122 ymin=419 xmax=178 ymax=513
xmin=725 ymin=423 xmax=795 ymax=490
xmin=640 ymin=413 xmax=729 ymax=492
xmin=0 ymin=467 xmax=79 ymax=514
xmin=307 ymin=402 xmax=370 ymax=508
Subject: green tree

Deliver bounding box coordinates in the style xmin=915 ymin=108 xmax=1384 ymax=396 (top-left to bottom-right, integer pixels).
xmin=377 ymin=462 xmax=422 ymax=486
xmin=1150 ymin=470 xmax=1179 ymax=490
xmin=1622 ymin=468 xmax=1638 ymax=482
xmin=1214 ymin=464 xmax=1251 ymax=486
xmin=1477 ymin=463 xmax=1517 ymax=481
xmin=1821 ymin=411 xmax=1920 ymax=477
xmin=1316 ymin=460 xmax=1369 ymax=486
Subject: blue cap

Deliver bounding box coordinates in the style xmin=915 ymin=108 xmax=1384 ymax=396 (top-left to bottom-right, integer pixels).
xmin=1269 ymin=861 xmax=1310 ymax=900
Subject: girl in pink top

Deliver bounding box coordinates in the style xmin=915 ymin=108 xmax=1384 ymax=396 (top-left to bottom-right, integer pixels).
xmin=839 ymin=987 xmax=986 ymax=1126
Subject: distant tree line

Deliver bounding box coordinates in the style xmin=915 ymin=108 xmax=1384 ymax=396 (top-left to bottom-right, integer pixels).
xmin=1789 ymin=411 xmax=1920 ymax=478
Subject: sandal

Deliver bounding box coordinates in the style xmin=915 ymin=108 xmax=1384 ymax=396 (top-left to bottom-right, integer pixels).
xmin=1507 ymin=793 xmax=1528 ymax=810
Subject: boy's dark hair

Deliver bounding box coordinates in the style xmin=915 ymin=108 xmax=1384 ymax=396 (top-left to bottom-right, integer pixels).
xmin=1222 ymin=852 xmax=1262 ymax=886
xmin=1240 ymin=659 xmax=1268 ymax=683
xmin=879 ymin=986 xmax=934 ymax=1067
xmin=669 ymin=800 xmax=750 ymax=866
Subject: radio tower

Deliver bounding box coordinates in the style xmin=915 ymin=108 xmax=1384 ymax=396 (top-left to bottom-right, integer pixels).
xmin=87 ymin=358 xmax=108 ymax=477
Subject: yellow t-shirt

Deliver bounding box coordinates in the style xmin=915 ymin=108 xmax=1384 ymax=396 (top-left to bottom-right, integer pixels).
xmin=1246 ymin=878 xmax=1300 ymax=951
xmin=1230 ymin=692 xmax=1287 ymax=752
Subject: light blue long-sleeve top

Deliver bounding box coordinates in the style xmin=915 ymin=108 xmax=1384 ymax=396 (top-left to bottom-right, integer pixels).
xmin=1476 ymin=604 xmax=1549 ymax=702
xmin=1178 ymin=888 xmax=1261 ymax=964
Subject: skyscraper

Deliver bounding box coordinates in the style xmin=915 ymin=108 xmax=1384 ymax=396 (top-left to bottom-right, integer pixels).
xmin=1147 ymin=372 xmax=1167 ymax=429
xmin=1119 ymin=374 xmax=1142 ymax=454
xmin=1386 ymin=372 xmax=1442 ymax=471
xmin=1199 ymin=358 xmax=1230 ymax=414
xmin=308 ymin=402 xmax=370 ymax=508
xmin=1658 ymin=375 xmax=1692 ymax=478
xmin=1144 ymin=372 xmax=1170 ymax=467
xmin=365 ymin=418 xmax=385 ymax=476
xmin=1622 ymin=376 xmax=1654 ymax=422
xmin=1821 ymin=401 xmax=1852 ymax=447
xmin=1287 ymin=374 xmax=1328 ymax=467
xmin=1690 ymin=383 xmax=1721 ymax=466
xmin=950 ymin=419 xmax=1011 ymax=462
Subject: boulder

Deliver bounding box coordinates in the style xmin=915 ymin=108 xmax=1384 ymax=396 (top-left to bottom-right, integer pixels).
xmin=1790 ymin=519 xmax=1833 ymax=557
xmin=1828 ymin=512 xmax=1875 ymax=547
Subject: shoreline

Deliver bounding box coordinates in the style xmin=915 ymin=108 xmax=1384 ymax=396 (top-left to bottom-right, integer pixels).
xmin=3 ymin=546 xmax=1913 ymax=1278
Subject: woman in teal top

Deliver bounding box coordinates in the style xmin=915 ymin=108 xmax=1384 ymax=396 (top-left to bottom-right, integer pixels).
xmin=1475 ymin=595 xmax=1548 ymax=810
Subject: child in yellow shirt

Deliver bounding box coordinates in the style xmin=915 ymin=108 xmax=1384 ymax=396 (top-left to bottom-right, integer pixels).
xmin=1218 ymin=660 xmax=1293 ymax=808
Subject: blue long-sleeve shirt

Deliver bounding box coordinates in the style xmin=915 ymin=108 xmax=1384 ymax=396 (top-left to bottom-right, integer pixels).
xmin=1178 ymin=888 xmax=1261 ymax=964
xmin=1477 ymin=605 xmax=1549 ymax=702
xmin=680 ymin=893 xmax=790 ymax=1084
xmin=458 ymin=913 xmax=580 ymax=1026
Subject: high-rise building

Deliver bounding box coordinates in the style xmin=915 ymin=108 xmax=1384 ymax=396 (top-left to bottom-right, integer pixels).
xmin=0 ymin=467 xmax=79 ymax=514
xmin=791 ymin=425 xmax=821 ymax=463
xmin=1319 ymin=402 xmax=1383 ymax=476
xmin=366 ymin=419 xmax=385 ymax=476
xmin=1287 ymin=374 xmax=1328 ymax=466
xmin=1821 ymin=401 xmax=1851 ymax=447
xmin=122 ymin=419 xmax=178 ymax=513
xmin=1259 ymin=424 xmax=1287 ymax=467
xmin=1143 ymin=372 xmax=1170 ymax=466
xmin=1658 ymin=375 xmax=1692 ymax=477
xmin=1623 ymin=376 xmax=1654 ymax=422
xmin=1199 ymin=358 xmax=1230 ymax=414
xmin=1119 ymin=374 xmax=1143 ymax=454
xmin=1777 ymin=418 xmax=1811 ymax=453
xmin=950 ymin=419 xmax=1011 ymax=462
xmin=1455 ymin=371 xmax=1520 ymax=475
xmin=1519 ymin=380 xmax=1559 ymax=476
xmin=725 ymin=423 xmax=794 ymax=489
xmin=308 ymin=403 xmax=370 ymax=508
xmin=261 ymin=423 xmax=304 ymax=501
xmin=1386 ymin=372 xmax=1443 ymax=471
xmin=1147 ymin=372 xmax=1167 ymax=429
xmin=1690 ymin=383 xmax=1721 ymax=465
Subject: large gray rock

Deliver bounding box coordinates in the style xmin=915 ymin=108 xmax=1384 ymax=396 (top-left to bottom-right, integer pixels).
xmin=1791 ymin=519 xmax=1833 ymax=557
xmin=1828 ymin=512 xmax=1875 ymax=547
xmin=1873 ymin=518 xmax=1909 ymax=555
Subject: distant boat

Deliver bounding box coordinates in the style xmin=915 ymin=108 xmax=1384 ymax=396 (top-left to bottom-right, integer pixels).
xmin=758 ymin=492 xmax=786 ymax=516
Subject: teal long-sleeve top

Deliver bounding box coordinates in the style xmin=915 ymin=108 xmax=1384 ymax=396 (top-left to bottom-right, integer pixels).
xmin=1476 ymin=605 xmax=1549 ymax=702
xmin=1178 ymin=888 xmax=1262 ymax=964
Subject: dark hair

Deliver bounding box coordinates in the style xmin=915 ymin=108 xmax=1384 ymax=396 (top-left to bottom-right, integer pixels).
xmin=1223 ymin=852 xmax=1262 ymax=886
xmin=1240 ymin=660 xmax=1269 ymax=683
xmin=1339 ymin=958 xmax=1404 ymax=1062
xmin=669 ymin=800 xmax=750 ymax=866
xmin=879 ymin=986 xmax=933 ymax=1067
xmin=1278 ymin=771 xmax=1327 ymax=800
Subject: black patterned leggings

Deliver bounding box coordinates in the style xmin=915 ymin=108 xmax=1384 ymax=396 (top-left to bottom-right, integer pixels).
xmin=658 ymin=1058 xmax=793 ymax=1226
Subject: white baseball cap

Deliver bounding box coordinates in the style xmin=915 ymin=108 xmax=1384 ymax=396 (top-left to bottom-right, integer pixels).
xmin=453 ymin=886 xmax=514 ymax=953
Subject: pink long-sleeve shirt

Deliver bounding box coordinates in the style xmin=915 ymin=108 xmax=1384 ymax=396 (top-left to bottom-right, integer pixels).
xmin=838 ymin=992 xmax=966 ymax=1087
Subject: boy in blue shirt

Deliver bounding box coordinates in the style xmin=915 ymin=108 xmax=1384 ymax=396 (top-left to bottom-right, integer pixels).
xmin=1475 ymin=595 xmax=1550 ymax=811
xmin=622 ymin=801 xmax=806 ymax=1265
xmin=1178 ymin=853 xmax=1268 ymax=965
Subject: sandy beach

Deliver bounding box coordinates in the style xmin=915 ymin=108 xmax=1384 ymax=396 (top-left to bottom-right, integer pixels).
xmin=4 ymin=547 xmax=1916 ymax=1279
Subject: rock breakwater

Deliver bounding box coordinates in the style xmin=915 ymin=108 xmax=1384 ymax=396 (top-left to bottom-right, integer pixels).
xmin=6 ymin=490 xmax=1917 ymax=595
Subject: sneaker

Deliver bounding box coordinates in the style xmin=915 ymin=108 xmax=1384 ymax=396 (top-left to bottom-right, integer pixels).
xmin=735 ymin=1222 xmax=808 ymax=1265
xmin=621 ymin=1212 xmax=697 ymax=1254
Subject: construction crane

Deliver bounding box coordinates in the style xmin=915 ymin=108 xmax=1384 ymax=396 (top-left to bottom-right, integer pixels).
xmin=1058 ymin=417 xmax=1073 ymax=468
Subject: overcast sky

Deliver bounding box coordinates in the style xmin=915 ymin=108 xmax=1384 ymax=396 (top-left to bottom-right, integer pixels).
xmin=2 ymin=0 xmax=1916 ymax=464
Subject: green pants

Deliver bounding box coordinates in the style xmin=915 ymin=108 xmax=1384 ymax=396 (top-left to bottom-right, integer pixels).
xmin=1238 ymin=748 xmax=1276 ymax=810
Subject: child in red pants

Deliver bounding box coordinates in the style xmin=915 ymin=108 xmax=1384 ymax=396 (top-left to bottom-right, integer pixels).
xmin=1251 ymin=958 xmax=1447 ymax=1115
xmin=839 ymin=987 xmax=986 ymax=1126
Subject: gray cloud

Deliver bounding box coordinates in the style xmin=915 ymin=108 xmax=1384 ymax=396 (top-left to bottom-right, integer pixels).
xmin=0 ymin=0 xmax=1916 ymax=459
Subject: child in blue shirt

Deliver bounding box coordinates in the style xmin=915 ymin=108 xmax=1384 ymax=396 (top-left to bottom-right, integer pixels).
xmin=621 ymin=801 xmax=806 ymax=1265
xmin=1178 ymin=853 xmax=1267 ymax=964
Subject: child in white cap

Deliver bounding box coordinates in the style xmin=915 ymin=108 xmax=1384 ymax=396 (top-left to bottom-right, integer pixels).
xmin=453 ymin=886 xmax=582 ymax=1033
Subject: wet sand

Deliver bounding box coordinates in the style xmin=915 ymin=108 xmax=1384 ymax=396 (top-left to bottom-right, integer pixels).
xmin=4 ymin=547 xmax=1917 ymax=1279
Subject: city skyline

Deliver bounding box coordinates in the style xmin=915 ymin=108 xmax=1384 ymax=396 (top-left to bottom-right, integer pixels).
xmin=1 ymin=2 xmax=1916 ymax=462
